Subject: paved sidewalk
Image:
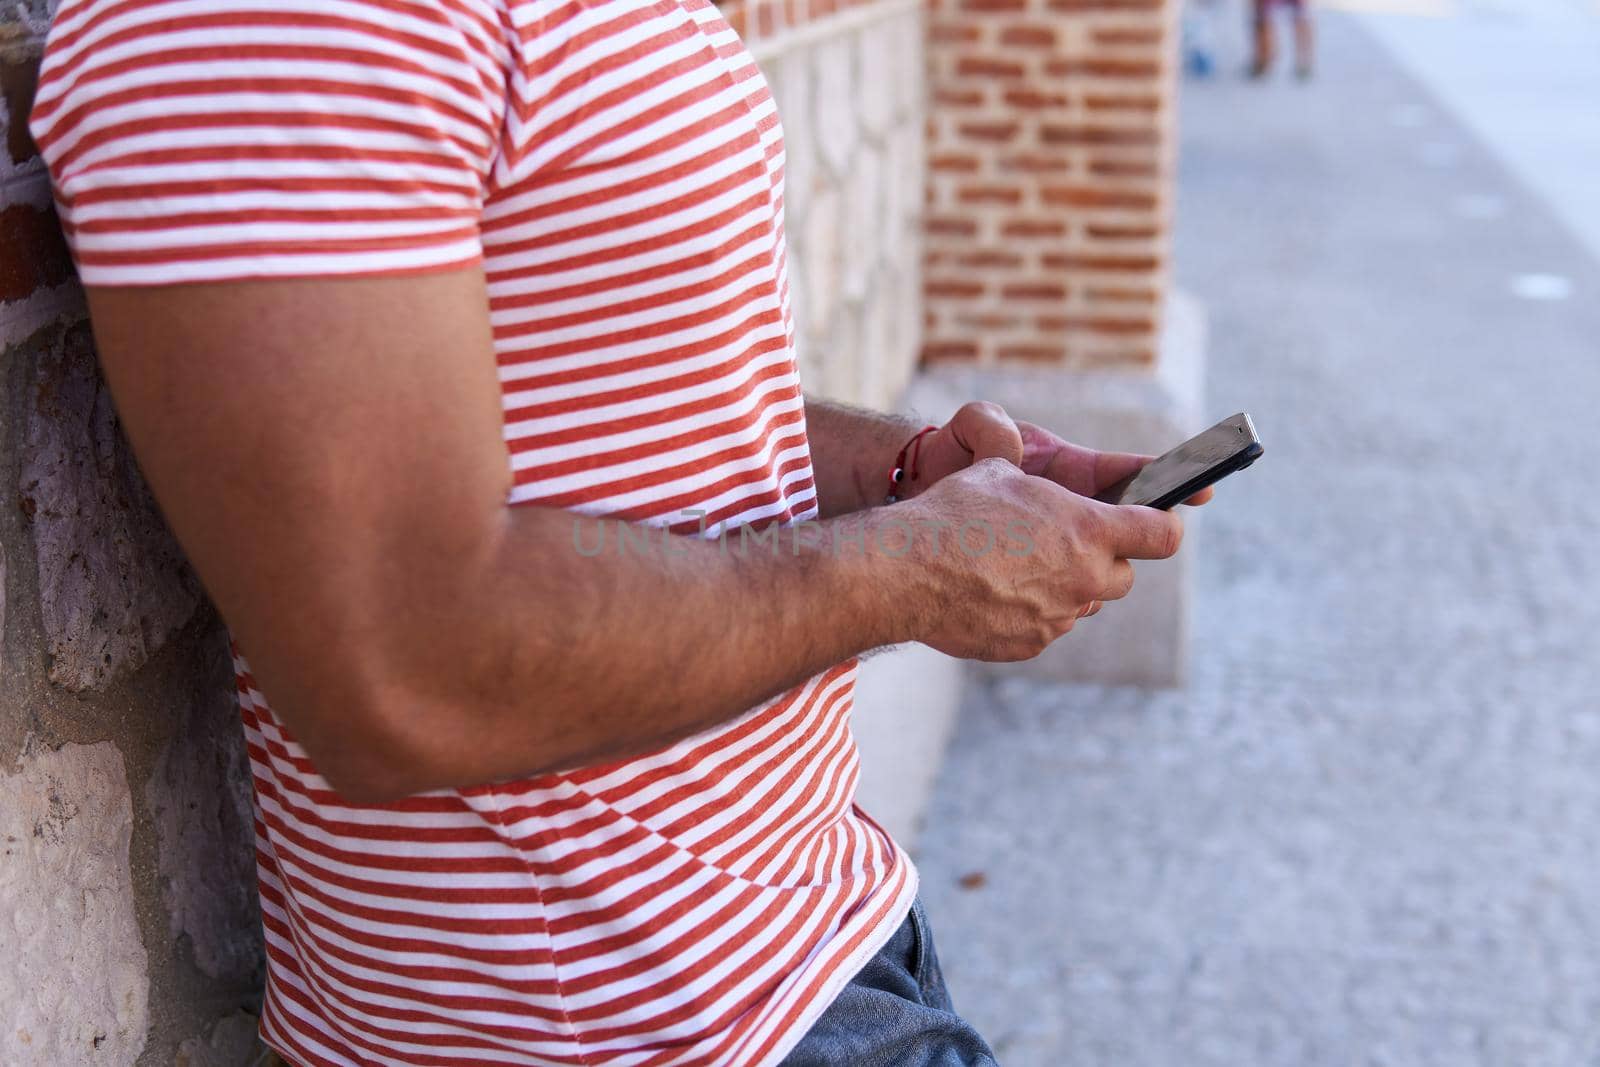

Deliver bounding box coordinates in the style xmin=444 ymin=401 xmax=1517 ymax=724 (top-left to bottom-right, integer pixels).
xmin=914 ymin=11 xmax=1600 ymax=1067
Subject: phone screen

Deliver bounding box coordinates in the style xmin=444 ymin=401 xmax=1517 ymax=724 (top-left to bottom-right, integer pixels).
xmin=1096 ymin=413 xmax=1263 ymax=509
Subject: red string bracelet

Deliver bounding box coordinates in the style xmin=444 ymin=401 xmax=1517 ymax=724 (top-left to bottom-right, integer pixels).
xmin=884 ymin=425 xmax=938 ymax=504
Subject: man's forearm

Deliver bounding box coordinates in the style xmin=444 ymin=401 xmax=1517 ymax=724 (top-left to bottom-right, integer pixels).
xmin=804 ymin=397 xmax=923 ymax=518
xmin=279 ymin=500 xmax=931 ymax=800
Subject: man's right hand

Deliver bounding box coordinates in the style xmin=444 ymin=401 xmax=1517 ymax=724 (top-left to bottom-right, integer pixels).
xmin=896 ymin=457 xmax=1185 ymax=662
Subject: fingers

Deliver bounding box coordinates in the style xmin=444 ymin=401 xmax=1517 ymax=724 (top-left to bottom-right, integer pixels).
xmin=949 ymin=401 xmax=1025 ymax=467
xmin=1184 ymin=486 xmax=1215 ymax=507
xmin=1103 ymin=558 xmax=1135 ymax=601
xmin=1092 ymin=450 xmax=1151 ymax=496
xmin=1099 ymin=502 xmax=1185 ymax=561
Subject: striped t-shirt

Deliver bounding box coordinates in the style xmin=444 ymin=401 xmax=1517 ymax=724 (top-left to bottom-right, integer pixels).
xmin=30 ymin=1 xmax=916 ymax=1063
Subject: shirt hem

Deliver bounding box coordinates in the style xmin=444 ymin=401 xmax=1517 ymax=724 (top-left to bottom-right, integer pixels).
xmin=743 ymin=854 xmax=921 ymax=1067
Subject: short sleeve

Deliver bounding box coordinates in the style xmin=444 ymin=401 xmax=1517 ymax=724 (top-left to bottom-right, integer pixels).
xmin=29 ymin=0 xmax=507 ymax=285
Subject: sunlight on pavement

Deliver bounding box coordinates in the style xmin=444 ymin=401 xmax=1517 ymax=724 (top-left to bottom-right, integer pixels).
xmin=1509 ymin=273 xmax=1575 ymax=300
xmin=1353 ymin=0 xmax=1600 ymax=264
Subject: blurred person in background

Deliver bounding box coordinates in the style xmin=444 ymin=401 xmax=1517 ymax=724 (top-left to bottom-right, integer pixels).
xmin=1185 ymin=0 xmax=1225 ymax=78
xmin=1251 ymin=0 xmax=1316 ymax=79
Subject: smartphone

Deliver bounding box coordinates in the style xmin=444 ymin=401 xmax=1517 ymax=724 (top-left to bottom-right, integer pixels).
xmin=1093 ymin=413 xmax=1264 ymax=510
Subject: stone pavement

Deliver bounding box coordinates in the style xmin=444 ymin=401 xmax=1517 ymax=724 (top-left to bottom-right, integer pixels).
xmin=913 ymin=10 xmax=1600 ymax=1067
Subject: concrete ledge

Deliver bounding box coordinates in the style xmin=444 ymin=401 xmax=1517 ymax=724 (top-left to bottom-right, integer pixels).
xmin=903 ymin=290 xmax=1209 ymax=688
xmin=849 ymin=643 xmax=966 ymax=850
xmin=849 ymin=293 xmax=1206 ymax=844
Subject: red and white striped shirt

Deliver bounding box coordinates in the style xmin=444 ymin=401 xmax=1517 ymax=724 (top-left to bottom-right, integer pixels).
xmin=31 ymin=1 xmax=916 ymax=1063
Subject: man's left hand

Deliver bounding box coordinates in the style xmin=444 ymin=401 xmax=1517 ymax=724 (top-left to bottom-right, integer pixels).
xmin=905 ymin=400 xmax=1216 ymax=506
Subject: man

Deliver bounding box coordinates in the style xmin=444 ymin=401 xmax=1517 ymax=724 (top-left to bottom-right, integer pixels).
xmin=31 ymin=0 xmax=1199 ymax=1062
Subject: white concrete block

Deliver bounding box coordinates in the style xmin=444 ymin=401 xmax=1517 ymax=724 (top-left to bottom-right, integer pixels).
xmin=903 ymin=291 xmax=1210 ymax=688
xmin=849 ymin=643 xmax=966 ymax=851
xmin=0 ymin=741 xmax=149 ymax=1066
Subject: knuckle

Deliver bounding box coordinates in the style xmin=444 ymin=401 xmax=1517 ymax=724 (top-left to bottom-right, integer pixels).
xmin=971 ymin=400 xmax=1008 ymax=422
xmin=1160 ymin=515 xmax=1184 ymax=557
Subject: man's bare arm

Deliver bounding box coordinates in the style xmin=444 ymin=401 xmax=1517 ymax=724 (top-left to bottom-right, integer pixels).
xmin=803 ymin=398 xmax=1031 ymax=517
xmin=88 ymin=270 xmax=1182 ymax=801
xmin=803 ymin=398 xmax=921 ymax=517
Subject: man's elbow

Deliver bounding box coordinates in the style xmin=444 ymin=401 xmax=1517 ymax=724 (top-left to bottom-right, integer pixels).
xmin=289 ymin=684 xmax=451 ymax=804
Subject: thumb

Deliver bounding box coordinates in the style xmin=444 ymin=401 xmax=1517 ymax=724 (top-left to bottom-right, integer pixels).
xmin=948 ymin=401 xmax=1025 ymax=467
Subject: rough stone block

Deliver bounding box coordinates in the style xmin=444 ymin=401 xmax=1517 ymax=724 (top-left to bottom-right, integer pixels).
xmin=843 ymin=137 xmax=883 ymax=302
xmin=144 ymin=635 xmax=263 ymax=985
xmin=174 ymin=1011 xmax=265 ymax=1067
xmin=18 ymin=318 xmax=202 ymax=691
xmin=0 ymin=740 xmax=149 ymax=1065
xmin=801 ymin=182 xmax=842 ymax=340
xmin=769 ymin=49 xmax=815 ymax=227
xmin=854 ymin=21 xmax=897 ymax=138
xmin=812 ymin=35 xmax=858 ymax=181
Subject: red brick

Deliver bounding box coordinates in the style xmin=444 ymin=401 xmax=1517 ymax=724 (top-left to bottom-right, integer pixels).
xmin=0 ymin=204 xmax=75 ymax=302
xmin=1001 ymin=282 xmax=1067 ymax=301
xmin=1085 ymin=221 xmax=1159 ymax=240
xmin=927 ymin=215 xmax=979 ymax=237
xmin=957 ymin=184 xmax=1023 ymax=205
xmin=1044 ymin=57 xmax=1161 ymax=79
xmin=1040 ymin=185 xmax=1156 ymax=210
xmin=1088 ymin=157 xmax=1160 ymax=178
xmin=956 ymin=56 xmax=1026 ymax=79
xmin=927 ymin=278 xmax=987 ymax=299
xmin=1042 ymin=252 xmax=1162 ymax=272
xmin=1000 ymin=24 xmax=1056 ymax=47
xmin=956 ymin=120 xmax=1022 ymax=142
xmin=1083 ymin=92 xmax=1162 ymax=113
xmin=1085 ymin=285 xmax=1159 ymax=303
xmin=1046 ymin=0 xmax=1159 ymax=9
xmin=1037 ymin=314 xmax=1155 ymax=336
xmin=934 ymin=87 xmax=987 ymax=109
xmin=1001 ymin=218 xmax=1068 ymax=239
xmin=922 ymin=341 xmax=982 ymax=364
xmin=1086 ymin=346 xmax=1156 ymax=367
xmin=956 ymin=311 xmax=1024 ymax=330
xmin=1091 ymin=27 xmax=1163 ymax=46
xmin=1040 ymin=124 xmax=1157 ymax=147
xmin=931 ymin=152 xmax=982 ymax=173
xmin=998 ymin=152 xmax=1073 ymax=174
xmin=754 ymin=0 xmax=779 ymax=37
xmin=960 ymin=0 xmax=1027 ymax=11
xmin=956 ymin=250 xmax=1025 ymax=269
xmin=930 ymin=21 xmax=983 ymax=43
xmin=997 ymin=343 xmax=1070 ymax=362
xmin=1003 ymin=88 xmax=1069 ymax=109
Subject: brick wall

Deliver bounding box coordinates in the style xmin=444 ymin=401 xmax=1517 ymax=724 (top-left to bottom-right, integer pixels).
xmin=923 ymin=0 xmax=1178 ymax=369
xmin=2 ymin=6 xmax=267 ymax=1064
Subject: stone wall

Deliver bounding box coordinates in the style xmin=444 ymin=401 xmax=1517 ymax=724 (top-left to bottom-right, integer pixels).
xmin=734 ymin=0 xmax=928 ymax=410
xmin=923 ymin=0 xmax=1179 ymax=369
xmin=1 ymin=5 xmax=267 ymax=1065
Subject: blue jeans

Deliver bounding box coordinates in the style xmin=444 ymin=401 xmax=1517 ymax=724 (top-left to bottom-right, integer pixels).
xmin=781 ymin=899 xmax=1000 ymax=1066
